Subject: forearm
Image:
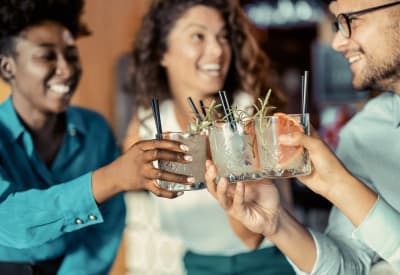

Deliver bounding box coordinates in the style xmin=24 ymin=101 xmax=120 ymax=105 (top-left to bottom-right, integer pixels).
xmin=92 ymin=162 xmax=126 ymax=204
xmin=327 ymin=176 xmax=377 ymax=227
xmin=268 ymin=207 xmax=317 ymax=272
xmin=228 ymin=215 xmax=264 ymax=250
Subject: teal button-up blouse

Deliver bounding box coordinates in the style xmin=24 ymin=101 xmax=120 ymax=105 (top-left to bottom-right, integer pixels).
xmin=0 ymin=96 xmax=126 ymax=274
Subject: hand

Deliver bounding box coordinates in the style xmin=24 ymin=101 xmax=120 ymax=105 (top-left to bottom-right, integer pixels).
xmin=93 ymin=139 xmax=193 ymax=202
xmin=205 ymin=160 xmax=281 ymax=237
xmin=279 ymin=131 xmax=353 ymax=198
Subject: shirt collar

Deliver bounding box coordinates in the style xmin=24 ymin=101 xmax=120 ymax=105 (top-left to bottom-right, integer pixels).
xmin=0 ymin=96 xmax=87 ymax=144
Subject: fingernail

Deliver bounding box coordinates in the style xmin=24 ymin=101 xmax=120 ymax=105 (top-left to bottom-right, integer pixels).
xmin=180 ymin=144 xmax=189 ymax=152
xmin=184 ymin=154 xmax=193 ymax=161
xmin=279 ymin=134 xmax=292 ymax=143
xmin=177 ymin=191 xmax=184 ymax=196
xmin=187 ymin=177 xmax=195 ymax=183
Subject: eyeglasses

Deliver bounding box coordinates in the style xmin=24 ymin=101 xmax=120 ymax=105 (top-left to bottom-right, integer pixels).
xmin=332 ymin=1 xmax=400 ymax=38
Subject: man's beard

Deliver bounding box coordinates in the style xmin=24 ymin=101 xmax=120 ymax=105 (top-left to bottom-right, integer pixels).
xmin=356 ymin=55 xmax=400 ymax=92
xmin=354 ymin=27 xmax=400 ymax=92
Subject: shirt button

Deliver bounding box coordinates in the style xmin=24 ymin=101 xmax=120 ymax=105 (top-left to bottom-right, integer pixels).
xmin=75 ymin=218 xmax=83 ymax=224
xmin=69 ymin=129 xmax=77 ymax=136
xmin=89 ymin=215 xmax=97 ymax=221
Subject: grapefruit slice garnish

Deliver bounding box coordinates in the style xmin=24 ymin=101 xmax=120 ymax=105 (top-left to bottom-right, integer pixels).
xmin=273 ymin=113 xmax=304 ymax=168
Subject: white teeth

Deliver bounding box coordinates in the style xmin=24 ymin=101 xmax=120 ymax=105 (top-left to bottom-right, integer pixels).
xmin=348 ymin=55 xmax=361 ymax=64
xmin=200 ymin=64 xmax=221 ymax=71
xmin=49 ymin=84 xmax=70 ymax=94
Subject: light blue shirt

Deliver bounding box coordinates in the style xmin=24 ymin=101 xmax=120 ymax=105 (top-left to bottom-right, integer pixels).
xmin=0 ymin=96 xmax=126 ymax=274
xmin=354 ymin=196 xmax=400 ymax=270
xmin=291 ymin=92 xmax=400 ymax=274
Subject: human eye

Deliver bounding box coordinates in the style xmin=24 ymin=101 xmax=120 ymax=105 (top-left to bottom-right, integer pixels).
xmin=218 ymin=31 xmax=229 ymax=43
xmin=190 ymin=32 xmax=204 ymax=41
xmin=37 ymin=50 xmax=57 ymax=61
xmin=348 ymin=16 xmax=359 ymax=26
xmin=65 ymin=48 xmax=79 ymax=62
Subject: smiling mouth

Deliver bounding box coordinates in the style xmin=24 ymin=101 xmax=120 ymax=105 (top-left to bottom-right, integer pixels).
xmin=48 ymin=84 xmax=71 ymax=95
xmin=198 ymin=63 xmax=223 ymax=76
xmin=347 ymin=55 xmax=362 ymax=65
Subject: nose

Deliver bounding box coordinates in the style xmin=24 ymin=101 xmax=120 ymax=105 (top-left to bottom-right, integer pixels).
xmin=331 ymin=31 xmax=350 ymax=53
xmin=55 ymin=55 xmax=75 ymax=78
xmin=207 ymin=37 xmax=224 ymax=58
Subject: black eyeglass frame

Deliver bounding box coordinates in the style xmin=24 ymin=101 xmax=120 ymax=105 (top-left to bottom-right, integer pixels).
xmin=333 ymin=1 xmax=400 ymax=38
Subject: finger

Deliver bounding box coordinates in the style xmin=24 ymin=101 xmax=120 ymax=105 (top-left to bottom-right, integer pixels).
xmin=137 ymin=139 xmax=189 ymax=153
xmin=216 ymin=178 xmax=231 ymax=209
xmin=205 ymin=160 xmax=218 ymax=195
xmin=147 ymin=167 xmax=195 ymax=185
xmin=143 ymin=148 xmax=192 ymax=163
xmin=147 ymin=180 xmax=184 ymax=199
xmin=233 ymin=182 xmax=245 ymax=211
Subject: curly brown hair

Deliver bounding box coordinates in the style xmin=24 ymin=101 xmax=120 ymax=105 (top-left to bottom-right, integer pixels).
xmin=131 ymin=0 xmax=286 ymax=111
xmin=0 ymin=0 xmax=89 ymax=57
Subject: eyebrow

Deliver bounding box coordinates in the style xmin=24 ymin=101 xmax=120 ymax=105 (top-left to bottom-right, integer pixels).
xmin=36 ymin=43 xmax=77 ymax=50
xmin=183 ymin=23 xmax=227 ymax=32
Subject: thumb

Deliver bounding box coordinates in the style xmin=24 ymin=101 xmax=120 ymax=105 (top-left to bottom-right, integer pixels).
xmin=279 ymin=132 xmax=318 ymax=153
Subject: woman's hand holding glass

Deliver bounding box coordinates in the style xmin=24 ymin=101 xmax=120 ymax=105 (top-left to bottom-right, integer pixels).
xmin=205 ymin=160 xmax=281 ymax=237
xmin=93 ymin=139 xmax=193 ymax=203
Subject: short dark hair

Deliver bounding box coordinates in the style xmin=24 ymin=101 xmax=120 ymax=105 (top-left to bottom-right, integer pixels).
xmin=0 ymin=0 xmax=89 ymax=56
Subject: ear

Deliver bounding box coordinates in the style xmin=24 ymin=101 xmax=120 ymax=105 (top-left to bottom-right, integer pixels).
xmin=0 ymin=55 xmax=16 ymax=81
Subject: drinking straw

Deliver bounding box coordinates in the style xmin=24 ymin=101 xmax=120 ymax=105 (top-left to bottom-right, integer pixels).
xmin=187 ymin=97 xmax=202 ymax=122
xmin=301 ymin=70 xmax=309 ymax=126
xmin=199 ymin=100 xmax=207 ymax=117
xmin=151 ymin=98 xmax=163 ymax=140
xmin=218 ymin=90 xmax=237 ymax=131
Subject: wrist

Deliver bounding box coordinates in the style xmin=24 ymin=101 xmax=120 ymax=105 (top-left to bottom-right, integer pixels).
xmin=262 ymin=206 xmax=285 ymax=239
xmin=92 ymin=164 xmax=124 ymax=204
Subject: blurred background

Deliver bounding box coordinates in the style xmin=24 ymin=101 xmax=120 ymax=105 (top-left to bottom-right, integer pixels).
xmin=0 ymin=0 xmax=371 ymax=238
xmin=0 ymin=1 xmax=373 ymax=273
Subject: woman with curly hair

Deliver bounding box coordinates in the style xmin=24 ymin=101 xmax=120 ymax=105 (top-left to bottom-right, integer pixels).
xmin=122 ymin=0 xmax=295 ymax=274
xmin=0 ymin=0 xmax=195 ymax=274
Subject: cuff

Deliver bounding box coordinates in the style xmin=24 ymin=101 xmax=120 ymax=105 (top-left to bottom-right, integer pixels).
xmin=59 ymin=172 xmax=104 ymax=232
xmin=353 ymin=196 xmax=400 ymax=263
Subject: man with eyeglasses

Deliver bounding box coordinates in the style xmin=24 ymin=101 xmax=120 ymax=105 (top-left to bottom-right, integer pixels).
xmin=205 ymin=0 xmax=400 ymax=274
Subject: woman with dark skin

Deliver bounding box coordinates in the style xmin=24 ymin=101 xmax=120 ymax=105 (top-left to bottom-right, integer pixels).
xmin=0 ymin=0 xmax=192 ymax=274
xmin=122 ymin=0 xmax=295 ymax=274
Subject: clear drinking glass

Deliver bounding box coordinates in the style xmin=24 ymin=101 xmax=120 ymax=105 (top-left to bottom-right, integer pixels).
xmin=208 ymin=119 xmax=260 ymax=182
xmin=157 ymin=131 xmax=207 ymax=191
xmin=255 ymin=113 xmax=311 ymax=178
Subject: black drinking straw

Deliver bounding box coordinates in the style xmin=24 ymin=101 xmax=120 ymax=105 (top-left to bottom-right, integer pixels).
xmin=301 ymin=70 xmax=309 ymax=126
xmin=151 ymin=98 xmax=163 ymax=140
xmin=187 ymin=97 xmax=202 ymax=122
xmin=199 ymin=100 xmax=207 ymax=117
xmin=218 ymin=90 xmax=236 ymax=131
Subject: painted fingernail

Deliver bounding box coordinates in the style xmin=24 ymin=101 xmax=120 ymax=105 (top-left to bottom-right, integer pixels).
xmin=180 ymin=144 xmax=189 ymax=151
xmin=184 ymin=155 xmax=193 ymax=161
xmin=187 ymin=177 xmax=195 ymax=183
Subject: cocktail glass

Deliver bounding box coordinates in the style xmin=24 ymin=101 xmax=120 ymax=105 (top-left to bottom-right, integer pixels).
xmin=208 ymin=119 xmax=260 ymax=182
xmin=157 ymin=131 xmax=207 ymax=191
xmin=255 ymin=113 xmax=311 ymax=178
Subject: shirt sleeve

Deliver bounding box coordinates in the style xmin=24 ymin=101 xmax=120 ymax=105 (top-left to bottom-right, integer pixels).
xmin=0 ymin=171 xmax=103 ymax=249
xmin=57 ymin=115 xmax=126 ymax=275
xmin=288 ymin=207 xmax=377 ymax=275
xmin=57 ymin=192 xmax=126 ymax=275
xmin=353 ymin=196 xmax=400 ymax=271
